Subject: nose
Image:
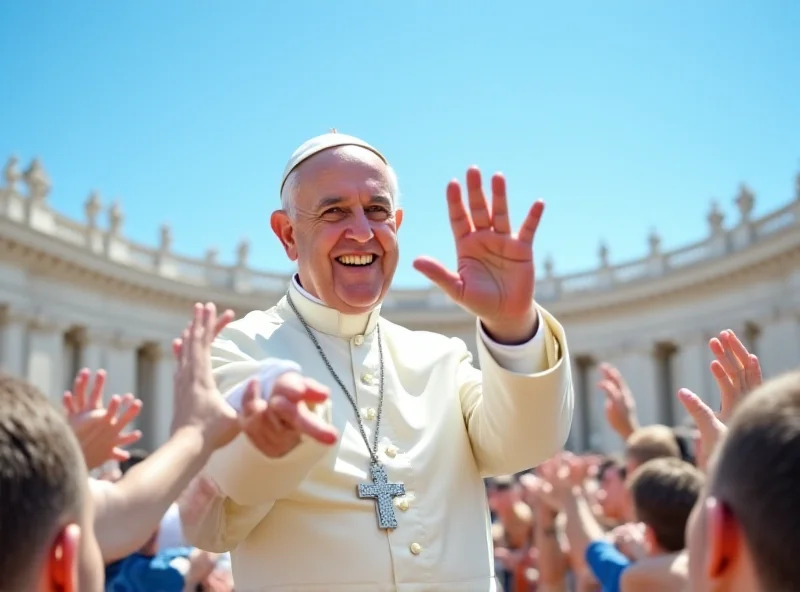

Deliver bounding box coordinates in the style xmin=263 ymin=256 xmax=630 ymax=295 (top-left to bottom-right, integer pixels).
xmin=344 ymin=210 xmax=374 ymax=243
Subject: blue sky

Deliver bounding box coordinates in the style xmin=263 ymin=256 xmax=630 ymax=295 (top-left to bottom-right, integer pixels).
xmin=2 ymin=1 xmax=798 ymax=288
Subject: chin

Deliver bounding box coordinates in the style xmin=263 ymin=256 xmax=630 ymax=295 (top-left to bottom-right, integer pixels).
xmin=335 ymin=286 xmax=386 ymax=311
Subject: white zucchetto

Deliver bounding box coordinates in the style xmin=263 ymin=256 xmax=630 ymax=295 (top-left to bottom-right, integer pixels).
xmin=280 ymin=131 xmax=387 ymax=192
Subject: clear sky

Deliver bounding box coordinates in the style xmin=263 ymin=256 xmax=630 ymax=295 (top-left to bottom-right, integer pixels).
xmin=2 ymin=1 xmax=798 ymax=288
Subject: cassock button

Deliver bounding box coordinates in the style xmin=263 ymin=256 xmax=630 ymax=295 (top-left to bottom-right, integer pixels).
xmin=385 ymin=445 xmax=398 ymax=458
xmin=361 ymin=373 xmax=373 ymax=385
xmin=410 ymin=542 xmax=422 ymax=555
xmin=365 ymin=407 xmax=377 ymax=420
xmin=396 ymin=497 xmax=409 ymax=511
xmin=354 ymin=334 xmax=364 ymax=346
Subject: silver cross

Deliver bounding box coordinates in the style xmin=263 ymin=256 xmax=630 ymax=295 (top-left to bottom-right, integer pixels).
xmin=357 ymin=462 xmax=406 ymax=530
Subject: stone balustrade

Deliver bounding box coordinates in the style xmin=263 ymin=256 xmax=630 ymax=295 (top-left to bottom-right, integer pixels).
xmin=2 ymin=155 xmax=799 ymax=309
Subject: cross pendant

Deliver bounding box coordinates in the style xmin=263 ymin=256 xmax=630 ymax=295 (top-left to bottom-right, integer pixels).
xmin=357 ymin=462 xmax=406 ymax=530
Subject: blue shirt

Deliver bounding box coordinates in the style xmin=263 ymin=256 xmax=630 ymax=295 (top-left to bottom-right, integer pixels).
xmin=105 ymin=546 xmax=194 ymax=592
xmin=585 ymin=539 xmax=631 ymax=592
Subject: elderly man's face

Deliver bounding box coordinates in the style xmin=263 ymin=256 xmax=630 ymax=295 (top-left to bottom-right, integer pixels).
xmin=271 ymin=146 xmax=403 ymax=313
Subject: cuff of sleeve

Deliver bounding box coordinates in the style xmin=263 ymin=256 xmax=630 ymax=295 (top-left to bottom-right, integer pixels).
xmin=225 ymin=358 xmax=302 ymax=412
xmin=478 ymin=310 xmax=548 ymax=374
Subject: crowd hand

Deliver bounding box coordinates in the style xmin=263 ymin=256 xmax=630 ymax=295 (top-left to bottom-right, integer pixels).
xmin=519 ymin=471 xmax=559 ymax=513
xmin=412 ymin=168 xmax=544 ymax=342
xmin=63 ymin=368 xmax=142 ymax=470
xmin=709 ymin=329 xmax=763 ymax=422
xmin=200 ymin=568 xmax=234 ymax=592
xmin=597 ymin=363 xmax=640 ymax=439
xmin=676 ymin=388 xmax=726 ymax=471
xmin=172 ymin=302 xmax=240 ymax=449
xmin=534 ymin=454 xmax=582 ymax=510
xmin=240 ymin=371 xmax=338 ymax=458
xmin=610 ymin=522 xmax=648 ymax=561
xmin=183 ymin=549 xmax=219 ymax=591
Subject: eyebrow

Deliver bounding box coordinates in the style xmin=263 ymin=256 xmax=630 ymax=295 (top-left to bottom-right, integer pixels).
xmin=316 ymin=195 xmax=393 ymax=210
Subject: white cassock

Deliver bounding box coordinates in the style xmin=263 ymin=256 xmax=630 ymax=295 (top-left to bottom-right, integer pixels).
xmin=182 ymin=277 xmax=573 ymax=591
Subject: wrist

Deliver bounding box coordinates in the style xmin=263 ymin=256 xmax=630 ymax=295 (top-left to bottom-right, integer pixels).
xmin=481 ymin=306 xmax=540 ymax=345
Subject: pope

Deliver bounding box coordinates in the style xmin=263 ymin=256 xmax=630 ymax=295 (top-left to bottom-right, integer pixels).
xmin=180 ymin=132 xmax=574 ymax=591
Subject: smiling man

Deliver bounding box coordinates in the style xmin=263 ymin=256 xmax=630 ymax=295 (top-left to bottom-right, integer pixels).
xmin=181 ymin=132 xmax=574 ymax=591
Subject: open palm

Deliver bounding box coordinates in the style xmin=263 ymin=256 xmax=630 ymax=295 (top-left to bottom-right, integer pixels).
xmin=413 ymin=167 xmax=543 ymax=322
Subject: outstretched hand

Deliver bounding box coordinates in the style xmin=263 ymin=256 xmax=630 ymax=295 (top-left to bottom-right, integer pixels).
xmin=708 ymin=329 xmax=762 ymax=422
xmin=413 ymin=167 xmax=544 ymax=343
xmin=240 ymin=371 xmax=338 ymax=458
xmin=63 ymin=368 xmax=142 ymax=470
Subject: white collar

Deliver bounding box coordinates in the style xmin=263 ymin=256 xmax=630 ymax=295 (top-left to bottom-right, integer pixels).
xmin=282 ymin=274 xmax=382 ymax=338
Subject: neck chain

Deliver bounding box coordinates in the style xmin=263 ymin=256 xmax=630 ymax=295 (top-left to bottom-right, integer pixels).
xmin=286 ymin=294 xmax=385 ymax=465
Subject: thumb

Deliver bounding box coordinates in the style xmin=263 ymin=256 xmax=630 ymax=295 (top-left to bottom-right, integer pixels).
xmin=677 ymin=388 xmax=719 ymax=431
xmin=412 ymin=256 xmax=463 ymax=302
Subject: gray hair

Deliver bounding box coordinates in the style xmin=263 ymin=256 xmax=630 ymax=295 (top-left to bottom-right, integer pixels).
xmin=280 ymin=164 xmax=401 ymax=218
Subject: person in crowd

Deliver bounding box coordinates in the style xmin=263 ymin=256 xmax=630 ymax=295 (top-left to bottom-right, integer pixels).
xmin=181 ymin=131 xmax=574 ymax=590
xmin=104 ymin=450 xmax=228 ymax=591
xmin=623 ymin=424 xmax=682 ymax=476
xmin=686 ymin=372 xmax=800 ymax=592
xmin=0 ymin=372 xmax=105 ymax=592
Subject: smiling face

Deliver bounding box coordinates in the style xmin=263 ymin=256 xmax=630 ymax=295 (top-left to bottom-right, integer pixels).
xmin=271 ymin=145 xmax=403 ymax=314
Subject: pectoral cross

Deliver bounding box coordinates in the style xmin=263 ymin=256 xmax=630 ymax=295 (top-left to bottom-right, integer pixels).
xmin=357 ymin=462 xmax=406 ymax=530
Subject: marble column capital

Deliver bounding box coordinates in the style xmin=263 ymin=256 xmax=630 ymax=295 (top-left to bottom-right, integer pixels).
xmin=84 ymin=328 xmax=141 ymax=350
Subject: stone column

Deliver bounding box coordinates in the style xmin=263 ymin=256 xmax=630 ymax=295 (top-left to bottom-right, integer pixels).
xmin=0 ymin=306 xmax=28 ymax=378
xmin=606 ymin=345 xmax=661 ymax=427
xmin=103 ymin=332 xmax=141 ymax=401
xmin=757 ymin=313 xmax=800 ymax=380
xmin=150 ymin=342 xmax=176 ymax=448
xmin=674 ymin=333 xmax=715 ymax=418
xmin=26 ymin=315 xmax=66 ymax=403
xmin=80 ymin=329 xmax=107 ymax=374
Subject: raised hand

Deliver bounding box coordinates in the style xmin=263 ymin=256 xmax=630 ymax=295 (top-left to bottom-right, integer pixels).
xmin=708 ymin=329 xmax=763 ymax=421
xmin=63 ymin=368 xmax=142 ymax=470
xmin=240 ymin=371 xmax=338 ymax=458
xmin=413 ymin=167 xmax=544 ymax=343
xmin=172 ymin=302 xmax=240 ymax=449
xmin=676 ymin=388 xmax=726 ymax=471
xmin=597 ymin=363 xmax=640 ymax=439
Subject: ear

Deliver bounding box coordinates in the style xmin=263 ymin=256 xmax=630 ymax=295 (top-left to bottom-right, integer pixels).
xmin=49 ymin=523 xmax=80 ymax=592
xmin=642 ymin=523 xmax=660 ymax=555
xmin=705 ymin=496 xmax=740 ymax=580
xmin=395 ymin=208 xmax=404 ymax=230
xmin=270 ymin=210 xmax=297 ymax=261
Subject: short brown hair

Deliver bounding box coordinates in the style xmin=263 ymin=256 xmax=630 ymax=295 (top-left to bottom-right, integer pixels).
xmin=0 ymin=373 xmax=86 ymax=590
xmin=625 ymin=424 xmax=681 ymax=468
xmin=628 ymin=457 xmax=704 ymax=552
xmin=711 ymin=372 xmax=800 ymax=592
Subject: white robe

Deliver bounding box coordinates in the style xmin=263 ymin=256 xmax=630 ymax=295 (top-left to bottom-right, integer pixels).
xmin=182 ymin=279 xmax=574 ymax=591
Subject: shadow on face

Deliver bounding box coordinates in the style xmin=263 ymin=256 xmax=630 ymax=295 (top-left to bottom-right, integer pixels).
xmin=271 ymin=145 xmax=403 ymax=314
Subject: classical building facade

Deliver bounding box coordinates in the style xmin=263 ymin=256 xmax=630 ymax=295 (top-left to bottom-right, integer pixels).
xmin=2 ymin=155 xmax=800 ymax=452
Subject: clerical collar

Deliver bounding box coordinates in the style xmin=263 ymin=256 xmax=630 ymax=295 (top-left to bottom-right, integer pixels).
xmin=281 ymin=275 xmax=381 ymax=338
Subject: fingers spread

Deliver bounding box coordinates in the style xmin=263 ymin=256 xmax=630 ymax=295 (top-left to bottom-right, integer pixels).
xmin=490 ymin=173 xmax=511 ymax=234
xmin=89 ymin=369 xmax=106 ymax=409
xmin=517 ymin=200 xmax=545 ymax=245
xmin=465 ymin=167 xmax=491 ymax=230
xmin=445 ymin=181 xmax=473 ymax=240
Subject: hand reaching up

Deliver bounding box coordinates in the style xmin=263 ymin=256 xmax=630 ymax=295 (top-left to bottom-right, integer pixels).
xmin=676 ymin=389 xmax=726 ymax=471
xmin=172 ymin=302 xmax=239 ymax=449
xmin=63 ymin=368 xmax=142 ymax=470
xmin=597 ymin=363 xmax=639 ymax=439
xmin=708 ymin=329 xmax=762 ymax=422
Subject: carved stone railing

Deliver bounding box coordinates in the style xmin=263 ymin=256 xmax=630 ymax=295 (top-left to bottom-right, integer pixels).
xmin=1 ymin=155 xmax=799 ymax=309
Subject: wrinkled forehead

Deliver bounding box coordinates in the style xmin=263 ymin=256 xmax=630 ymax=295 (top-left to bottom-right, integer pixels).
xmin=291 ymin=146 xmax=394 ymax=206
